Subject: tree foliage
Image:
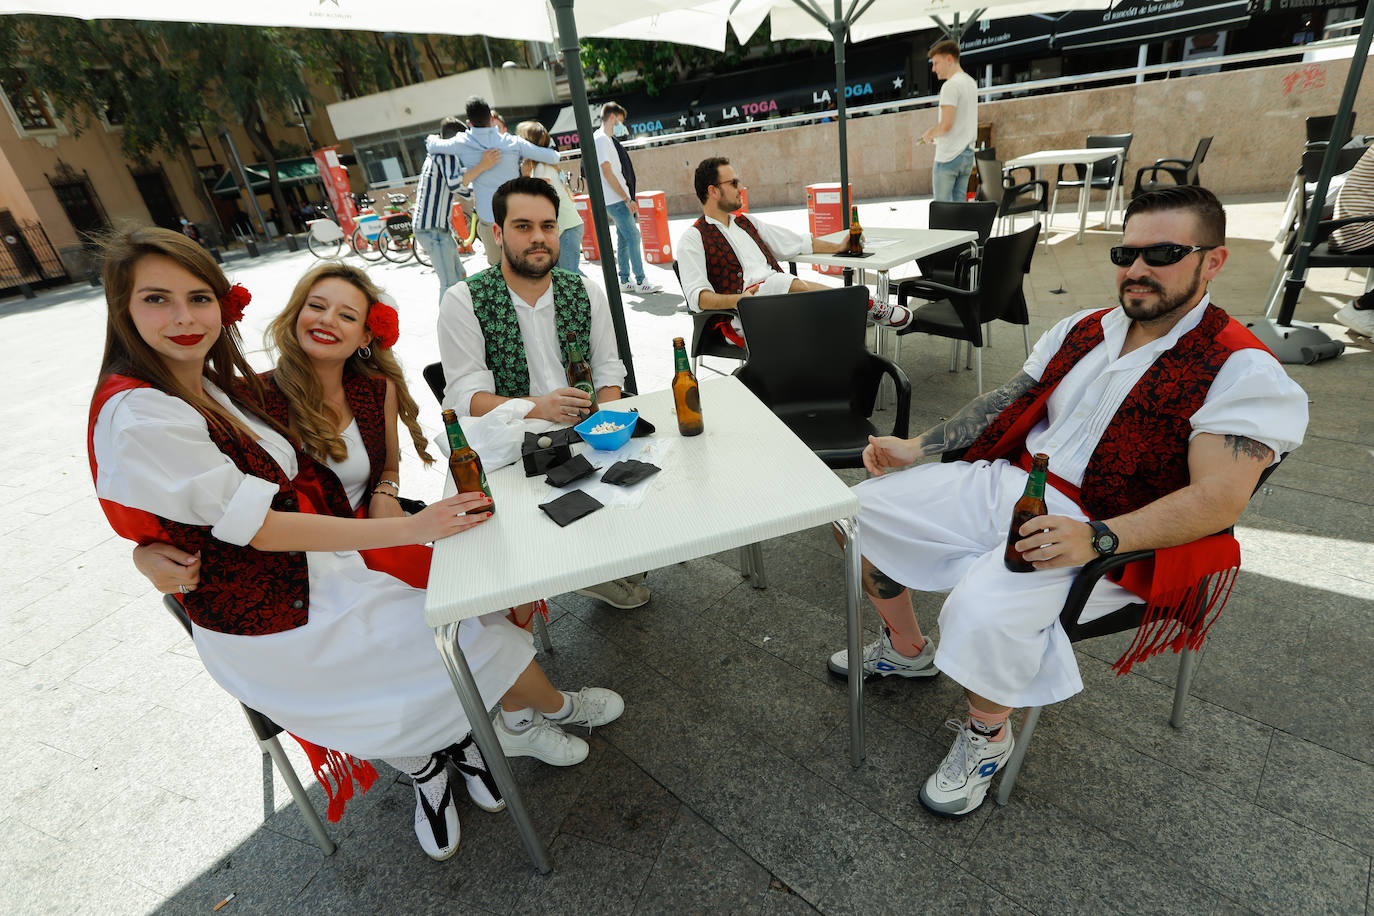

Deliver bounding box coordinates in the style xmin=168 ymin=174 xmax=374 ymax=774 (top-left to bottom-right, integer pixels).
xmin=578 ymin=33 xmax=825 ymax=97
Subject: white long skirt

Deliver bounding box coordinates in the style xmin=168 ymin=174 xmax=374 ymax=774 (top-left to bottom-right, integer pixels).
xmin=854 ymin=458 xmax=1136 ymax=707
xmin=191 ymin=549 xmax=534 ymax=758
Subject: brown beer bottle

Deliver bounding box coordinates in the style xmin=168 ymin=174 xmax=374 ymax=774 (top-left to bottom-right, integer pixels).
xmin=671 ymin=337 xmax=703 ymax=436
xmin=846 ymin=205 xmax=864 ymax=255
xmin=563 ymin=331 xmax=597 ymax=413
xmin=1004 ymin=453 xmax=1049 ymax=572
xmin=441 ymin=408 xmax=494 ymax=514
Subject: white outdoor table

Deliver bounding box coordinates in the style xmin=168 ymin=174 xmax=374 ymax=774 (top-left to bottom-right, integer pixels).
xmin=1005 ymin=147 xmax=1127 ymax=243
xmin=423 ymin=376 xmax=865 ymax=872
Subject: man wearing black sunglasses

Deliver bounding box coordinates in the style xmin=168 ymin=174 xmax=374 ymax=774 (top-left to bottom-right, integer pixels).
xmin=826 ymin=185 xmax=1308 ymax=818
xmin=676 ymin=156 xmax=913 ymax=345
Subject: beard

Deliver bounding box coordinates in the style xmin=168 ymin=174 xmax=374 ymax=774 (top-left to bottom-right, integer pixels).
xmin=503 ymin=240 xmax=556 ymax=279
xmin=1118 ymin=260 xmax=1204 ymax=324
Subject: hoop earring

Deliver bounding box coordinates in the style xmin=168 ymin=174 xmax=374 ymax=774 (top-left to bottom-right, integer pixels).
xmin=357 ymin=345 xmax=373 ymax=360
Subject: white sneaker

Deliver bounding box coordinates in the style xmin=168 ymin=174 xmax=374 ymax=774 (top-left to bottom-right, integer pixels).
xmin=867 ymin=301 xmax=913 ymax=329
xmin=919 ymin=718 xmax=1014 ymax=817
xmin=827 ymin=628 xmax=938 ymax=678
xmin=1335 ymin=302 xmax=1374 ymax=338
xmin=411 ymin=757 xmax=461 ymax=859
xmin=633 ymin=280 xmax=663 ymax=294
xmin=547 ymin=687 xmax=625 ymax=733
xmin=495 ymin=711 xmax=589 ymax=766
xmin=445 ymin=735 xmax=504 ymax=813
xmin=574 ymin=577 xmax=651 ymax=609
xmin=619 ymin=280 xmax=637 ymax=293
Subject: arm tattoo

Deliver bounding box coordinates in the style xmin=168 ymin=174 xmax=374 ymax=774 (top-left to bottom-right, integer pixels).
xmin=1224 ymin=434 xmax=1273 ymax=463
xmin=913 ymin=372 xmax=1036 ymax=457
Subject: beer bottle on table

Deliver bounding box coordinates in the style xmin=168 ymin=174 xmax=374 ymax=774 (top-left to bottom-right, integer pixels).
xmin=563 ymin=331 xmax=597 ymax=413
xmin=846 ymin=206 xmax=864 ymax=255
xmin=441 ymin=408 xmax=494 ymax=515
xmin=1003 ymin=453 xmax=1049 ymax=573
xmin=671 ymin=337 xmax=703 ymax=437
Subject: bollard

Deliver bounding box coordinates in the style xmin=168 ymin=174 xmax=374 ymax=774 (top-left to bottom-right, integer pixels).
xmin=19 ymin=281 xmax=35 ymax=300
xmin=284 ymin=234 xmax=299 ymax=252
xmin=245 ymin=240 xmax=260 ymax=258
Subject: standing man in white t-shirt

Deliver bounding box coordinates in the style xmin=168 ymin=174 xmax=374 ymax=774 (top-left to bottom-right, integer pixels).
xmin=922 ymin=40 xmax=979 ymax=203
xmin=594 ymin=102 xmax=662 ymax=294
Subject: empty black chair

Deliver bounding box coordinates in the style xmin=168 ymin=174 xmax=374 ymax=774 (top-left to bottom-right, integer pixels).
xmin=910 ymin=200 xmax=997 ymax=289
xmin=1305 ymin=112 xmax=1354 ymax=148
xmin=975 ymin=152 xmax=1048 ymax=235
xmin=1131 ymin=136 xmax=1212 ymax=198
xmin=162 ymin=595 xmax=336 ymax=854
xmin=896 ymin=224 xmax=1040 ymax=393
xmin=423 ymin=361 xmax=446 ymax=405
xmin=736 ymin=286 xmax=910 ymax=469
xmin=1050 ymin=133 xmax=1133 ymax=229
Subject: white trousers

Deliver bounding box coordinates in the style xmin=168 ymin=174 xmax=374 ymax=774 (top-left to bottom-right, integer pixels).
xmin=854 ymin=458 xmax=1136 ymax=707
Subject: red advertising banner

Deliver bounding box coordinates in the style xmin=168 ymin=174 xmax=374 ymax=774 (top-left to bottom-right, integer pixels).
xmin=635 ymin=191 xmax=672 ymax=264
xmin=575 ymin=194 xmax=600 ymax=262
xmin=806 ymin=182 xmax=852 ymax=276
xmin=312 ymin=147 xmax=357 ymax=237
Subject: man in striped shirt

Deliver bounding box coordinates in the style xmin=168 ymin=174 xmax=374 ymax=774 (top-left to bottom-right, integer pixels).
xmin=413 ymin=116 xmax=499 ymax=303
xmin=1331 ymin=143 xmax=1374 ymax=338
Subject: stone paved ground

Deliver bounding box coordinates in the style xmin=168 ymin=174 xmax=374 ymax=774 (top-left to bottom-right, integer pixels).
xmin=1 ymin=194 xmax=1370 ymax=915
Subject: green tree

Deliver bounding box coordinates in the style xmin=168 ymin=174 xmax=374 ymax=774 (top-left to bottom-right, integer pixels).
xmin=578 ymin=34 xmax=824 ymax=97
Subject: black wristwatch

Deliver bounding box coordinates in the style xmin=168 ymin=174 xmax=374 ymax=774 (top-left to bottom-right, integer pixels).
xmin=1087 ymin=520 xmax=1119 ymax=556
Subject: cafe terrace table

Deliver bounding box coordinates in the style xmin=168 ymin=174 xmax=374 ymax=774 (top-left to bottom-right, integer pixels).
xmin=424 ymin=376 xmax=865 ymax=872
xmin=1005 ymin=147 xmax=1127 ymax=243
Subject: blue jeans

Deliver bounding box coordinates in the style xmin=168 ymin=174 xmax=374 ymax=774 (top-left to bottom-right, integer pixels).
xmin=414 ymin=227 xmax=464 ymax=302
xmin=606 ymin=200 xmax=644 ymax=284
xmin=557 ymin=225 xmax=583 ymax=273
xmin=932 ymin=148 xmax=975 ymax=203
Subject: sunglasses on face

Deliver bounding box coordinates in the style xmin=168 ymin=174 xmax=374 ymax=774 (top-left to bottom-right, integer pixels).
xmin=715 ymin=178 xmax=742 ymax=189
xmin=1109 ymin=243 xmax=1217 ymax=268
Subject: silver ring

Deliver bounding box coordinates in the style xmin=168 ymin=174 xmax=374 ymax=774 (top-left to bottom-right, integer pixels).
xmin=178 ymin=585 xmax=187 ymax=595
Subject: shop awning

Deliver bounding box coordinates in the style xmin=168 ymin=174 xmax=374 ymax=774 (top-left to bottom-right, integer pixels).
xmin=211 ymin=156 xmax=321 ymax=199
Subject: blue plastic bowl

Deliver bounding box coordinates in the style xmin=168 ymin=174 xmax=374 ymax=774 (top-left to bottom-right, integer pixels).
xmin=574 ymin=409 xmax=637 ymax=451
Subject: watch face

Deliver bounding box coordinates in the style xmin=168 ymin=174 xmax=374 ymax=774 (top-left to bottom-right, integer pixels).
xmin=1091 ymin=523 xmax=1118 ymax=554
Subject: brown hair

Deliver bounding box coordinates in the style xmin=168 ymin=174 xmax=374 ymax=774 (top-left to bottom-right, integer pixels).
xmin=94 ymin=226 xmax=277 ymax=439
xmin=927 ymin=40 xmax=961 ymax=60
xmin=600 ymin=101 xmax=627 ymax=121
xmin=1123 ymin=185 xmax=1227 ymax=247
xmin=516 ymin=119 xmax=551 ymax=149
xmin=266 ymin=261 xmax=434 ymax=466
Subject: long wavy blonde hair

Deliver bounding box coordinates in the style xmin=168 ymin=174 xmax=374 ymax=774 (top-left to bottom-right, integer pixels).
xmin=266 ymin=262 xmax=434 ymax=466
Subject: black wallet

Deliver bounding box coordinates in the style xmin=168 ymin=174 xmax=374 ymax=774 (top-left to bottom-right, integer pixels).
xmin=538 ymin=489 xmax=603 ymax=526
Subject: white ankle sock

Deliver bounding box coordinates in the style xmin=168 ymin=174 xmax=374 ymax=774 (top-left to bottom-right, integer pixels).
xmin=545 ymin=692 xmax=574 ymax=721
xmin=501 ymin=707 xmax=536 ymax=732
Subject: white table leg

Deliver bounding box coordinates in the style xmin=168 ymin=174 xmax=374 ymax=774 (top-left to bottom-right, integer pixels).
xmin=1076 ymin=162 xmax=1094 ymax=244
xmin=838 ymin=515 xmax=865 ymax=767
xmin=433 ymin=622 xmax=552 ymax=873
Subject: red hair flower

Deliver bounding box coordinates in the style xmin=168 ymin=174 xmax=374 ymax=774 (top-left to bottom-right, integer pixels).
xmin=366 ymin=301 xmax=400 ymax=349
xmin=220 ymin=283 xmax=251 ymax=325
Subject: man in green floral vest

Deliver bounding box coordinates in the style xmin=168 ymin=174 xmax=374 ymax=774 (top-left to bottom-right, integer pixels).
xmin=437 ymin=177 xmax=651 ymax=610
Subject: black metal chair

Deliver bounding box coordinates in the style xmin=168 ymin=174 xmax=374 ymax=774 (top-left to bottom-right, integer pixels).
xmin=975 ymin=150 xmax=1048 ymax=236
xmin=1264 ymin=203 xmax=1374 ymax=317
xmin=896 ymin=224 xmax=1041 ymax=393
xmin=1305 ymin=112 xmax=1355 ymax=148
xmin=1050 ymin=133 xmax=1133 ymax=230
xmin=993 ymin=455 xmax=1287 ymax=806
xmin=910 ymin=200 xmax=997 ymax=289
xmin=161 ymin=596 xmax=336 ymax=854
xmin=671 ymin=259 xmax=799 ymax=377
xmin=1131 ymin=136 xmax=1212 ymax=198
xmin=736 ymin=285 xmax=910 ymax=469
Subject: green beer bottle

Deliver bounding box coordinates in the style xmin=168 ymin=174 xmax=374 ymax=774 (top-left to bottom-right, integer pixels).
xmin=441 ymin=408 xmax=494 ymax=514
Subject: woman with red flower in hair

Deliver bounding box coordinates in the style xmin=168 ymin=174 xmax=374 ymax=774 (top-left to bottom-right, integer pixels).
xmin=95 ymin=230 xmax=624 ymax=861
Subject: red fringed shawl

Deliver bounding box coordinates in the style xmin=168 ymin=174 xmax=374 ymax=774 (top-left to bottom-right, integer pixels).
xmin=963 ymin=306 xmax=1270 ymax=674
xmin=88 ymin=374 xmax=377 ymax=819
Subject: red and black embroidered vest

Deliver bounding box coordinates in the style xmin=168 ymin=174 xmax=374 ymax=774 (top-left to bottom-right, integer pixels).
xmin=261 ymin=372 xmax=388 ymax=519
xmin=88 ymin=375 xmax=311 ymax=636
xmin=693 ymin=214 xmax=783 ymax=295
xmin=962 ymin=304 xmax=1269 ymax=519
xmin=465 ymin=266 xmax=592 ymax=398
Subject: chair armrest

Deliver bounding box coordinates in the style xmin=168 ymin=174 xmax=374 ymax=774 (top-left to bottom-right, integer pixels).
xmin=864 ymin=352 xmax=911 ymax=438
xmin=1058 ymin=549 xmax=1156 ymax=631
xmin=1006 ymin=165 xmax=1037 ymax=186
xmin=1009 ymin=179 xmax=1050 ymax=200
xmin=1151 ymin=157 xmax=1191 ymax=168
xmin=897 ymin=276 xmax=970 ymax=305
xmin=1135 ymin=164 xmax=1187 ymax=188
xmin=787 ymin=261 xmax=798 ymax=276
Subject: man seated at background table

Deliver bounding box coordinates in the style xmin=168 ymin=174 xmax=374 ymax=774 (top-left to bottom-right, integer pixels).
xmin=825 ymin=185 xmax=1307 ymax=818
xmin=437 ymin=177 xmax=651 ymax=612
xmin=676 ymin=156 xmax=912 ymax=346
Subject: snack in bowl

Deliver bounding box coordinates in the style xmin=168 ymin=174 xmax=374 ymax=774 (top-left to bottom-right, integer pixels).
xmin=574 ymin=409 xmax=638 ymax=451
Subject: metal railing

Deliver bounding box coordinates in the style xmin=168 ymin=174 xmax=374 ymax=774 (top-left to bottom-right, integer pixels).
xmin=556 ymin=35 xmax=1367 ymax=161
xmin=0 ymin=219 xmax=70 ymax=298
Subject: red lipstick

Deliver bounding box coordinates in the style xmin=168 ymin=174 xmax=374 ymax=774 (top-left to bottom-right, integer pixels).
xmin=169 ymin=334 xmax=205 ymax=346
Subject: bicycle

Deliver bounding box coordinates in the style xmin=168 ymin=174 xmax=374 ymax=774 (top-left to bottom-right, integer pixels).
xmin=411 ymin=192 xmax=482 ymax=269
xmin=376 ymin=193 xmax=421 ymax=264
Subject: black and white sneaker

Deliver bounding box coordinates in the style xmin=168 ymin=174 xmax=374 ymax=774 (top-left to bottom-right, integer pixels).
xmin=445 ymin=734 xmax=505 ymax=813
xmin=411 ymin=755 xmax=461 ymax=860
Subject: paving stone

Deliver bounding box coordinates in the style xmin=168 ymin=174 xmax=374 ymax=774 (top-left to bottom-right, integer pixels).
xmin=1256 ymin=731 xmax=1374 ymax=858
xmin=558 ymin=741 xmax=680 ymax=860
